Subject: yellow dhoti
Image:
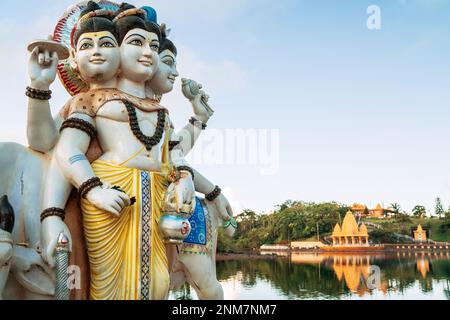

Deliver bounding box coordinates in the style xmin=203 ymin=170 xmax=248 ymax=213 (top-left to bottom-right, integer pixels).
xmin=81 ymin=160 xmax=170 ymax=300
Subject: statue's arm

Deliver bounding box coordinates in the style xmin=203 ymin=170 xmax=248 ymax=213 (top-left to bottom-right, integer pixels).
xmin=169 ymin=127 xmax=193 ymax=169
xmin=167 ymin=127 xmax=196 ymax=208
xmin=54 ymin=113 xmax=96 ymax=187
xmin=168 ymin=128 xmax=232 ymax=221
xmin=27 ymin=47 xmax=59 ymax=153
xmin=39 ymin=113 xmax=94 ymax=266
xmin=191 ymin=169 xmax=232 ymax=222
xmin=27 ymin=96 xmax=58 ymax=153
xmin=53 ymin=113 xmax=64 ymax=132
xmin=175 ymin=82 xmax=213 ymax=156
xmin=54 ymin=113 xmax=130 ymax=216
xmin=176 ymin=122 xmax=204 ymax=157
xmin=191 ymin=168 xmax=215 ymax=195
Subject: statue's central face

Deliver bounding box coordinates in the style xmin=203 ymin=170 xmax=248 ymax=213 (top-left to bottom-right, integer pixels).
xmin=120 ymin=28 xmax=160 ymax=83
xmin=75 ymin=31 xmax=120 ymax=83
xmin=149 ymin=49 xmax=179 ymax=95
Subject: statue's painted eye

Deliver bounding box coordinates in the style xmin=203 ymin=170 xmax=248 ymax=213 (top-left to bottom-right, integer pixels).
xmin=80 ymin=43 xmax=93 ymax=50
xmin=163 ymin=59 xmax=173 ymax=66
xmin=150 ymin=44 xmax=159 ymax=52
xmin=130 ymin=39 xmax=143 ymax=46
xmin=101 ymin=42 xmax=115 ymax=48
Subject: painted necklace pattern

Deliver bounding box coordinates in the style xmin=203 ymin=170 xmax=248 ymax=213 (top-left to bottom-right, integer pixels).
xmin=124 ymin=100 xmax=166 ymax=151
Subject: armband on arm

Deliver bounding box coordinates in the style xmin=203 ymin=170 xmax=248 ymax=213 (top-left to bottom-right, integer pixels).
xmin=205 ymin=185 xmax=221 ymax=201
xmin=60 ymin=118 xmax=97 ymax=140
xmin=78 ymin=177 xmax=103 ymax=199
xmin=177 ymin=166 xmax=195 ymax=180
xmin=26 ymin=86 xmax=52 ymax=100
xmin=168 ymin=166 xmax=195 ymax=183
xmin=189 ymin=117 xmax=207 ymax=130
xmin=40 ymin=208 xmax=65 ymax=223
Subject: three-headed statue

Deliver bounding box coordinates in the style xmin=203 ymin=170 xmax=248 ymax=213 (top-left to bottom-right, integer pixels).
xmin=0 ymin=0 xmax=236 ymax=300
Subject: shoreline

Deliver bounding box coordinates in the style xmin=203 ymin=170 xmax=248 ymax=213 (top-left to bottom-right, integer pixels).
xmin=216 ymin=250 xmax=450 ymax=262
xmin=216 ymin=253 xmax=286 ymax=261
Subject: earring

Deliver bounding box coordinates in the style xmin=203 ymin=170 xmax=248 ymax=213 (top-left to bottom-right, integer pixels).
xmin=69 ymin=60 xmax=79 ymax=74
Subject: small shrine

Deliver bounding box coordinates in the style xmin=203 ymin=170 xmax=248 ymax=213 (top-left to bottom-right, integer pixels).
xmin=413 ymin=225 xmax=427 ymax=242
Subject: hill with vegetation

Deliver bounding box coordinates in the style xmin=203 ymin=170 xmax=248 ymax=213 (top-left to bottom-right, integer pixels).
xmin=218 ymin=201 xmax=450 ymax=253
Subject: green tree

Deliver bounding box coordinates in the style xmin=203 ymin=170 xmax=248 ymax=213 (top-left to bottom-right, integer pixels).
xmin=412 ymin=205 xmax=426 ymax=218
xmin=363 ymin=207 xmax=369 ymax=217
xmin=217 ymin=229 xmax=237 ymax=253
xmin=236 ymin=209 xmax=258 ymax=234
xmin=275 ymin=200 xmax=294 ymax=212
xmin=390 ymin=203 xmax=401 ymax=216
xmin=435 ymin=197 xmax=444 ymax=219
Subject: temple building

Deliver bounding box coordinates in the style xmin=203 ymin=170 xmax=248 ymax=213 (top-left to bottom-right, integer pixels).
xmin=351 ymin=203 xmax=367 ymax=216
xmin=350 ymin=203 xmax=396 ymax=219
xmin=369 ymin=204 xmax=385 ymax=218
xmin=413 ymin=225 xmax=427 ymax=242
xmin=332 ymin=211 xmax=369 ymax=246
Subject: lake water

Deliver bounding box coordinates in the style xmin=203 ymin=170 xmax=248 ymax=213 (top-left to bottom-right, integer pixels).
xmin=170 ymin=251 xmax=450 ymax=300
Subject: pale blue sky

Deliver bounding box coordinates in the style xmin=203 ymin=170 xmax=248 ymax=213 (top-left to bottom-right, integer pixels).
xmin=1 ymin=0 xmax=450 ymax=215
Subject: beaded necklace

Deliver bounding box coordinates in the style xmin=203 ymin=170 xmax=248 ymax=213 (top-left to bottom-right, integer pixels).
xmin=124 ymin=100 xmax=166 ymax=152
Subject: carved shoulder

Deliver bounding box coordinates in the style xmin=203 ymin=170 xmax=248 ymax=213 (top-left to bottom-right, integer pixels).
xmin=62 ymin=89 xmax=125 ymax=119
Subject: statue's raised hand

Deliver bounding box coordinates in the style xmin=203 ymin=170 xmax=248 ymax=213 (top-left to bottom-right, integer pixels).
xmin=182 ymin=78 xmax=213 ymax=123
xmin=28 ymin=45 xmax=58 ymax=90
xmin=86 ymin=185 xmax=131 ymax=218
xmin=40 ymin=217 xmax=72 ymax=268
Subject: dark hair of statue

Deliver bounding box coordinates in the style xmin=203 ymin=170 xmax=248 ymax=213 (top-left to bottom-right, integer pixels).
xmin=114 ymin=3 xmax=161 ymax=45
xmin=159 ymin=37 xmax=177 ymax=56
xmin=159 ymin=25 xmax=177 ymax=56
xmin=73 ymin=1 xmax=119 ymax=48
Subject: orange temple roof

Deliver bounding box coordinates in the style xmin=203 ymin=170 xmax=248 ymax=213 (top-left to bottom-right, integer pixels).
xmin=333 ymin=211 xmax=368 ymax=237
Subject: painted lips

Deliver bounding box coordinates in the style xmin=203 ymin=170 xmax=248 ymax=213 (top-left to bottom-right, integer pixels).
xmin=138 ymin=59 xmax=153 ymax=67
xmin=90 ymin=58 xmax=106 ymax=64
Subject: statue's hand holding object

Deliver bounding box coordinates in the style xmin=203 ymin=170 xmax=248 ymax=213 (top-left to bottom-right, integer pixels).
xmin=160 ymin=171 xmax=196 ymax=244
xmin=27 ymin=37 xmax=69 ymax=90
xmin=182 ymin=78 xmax=215 ymax=123
xmin=165 ymin=172 xmax=196 ymax=214
xmin=40 ymin=216 xmax=72 ymax=268
xmin=85 ymin=185 xmax=131 ymax=218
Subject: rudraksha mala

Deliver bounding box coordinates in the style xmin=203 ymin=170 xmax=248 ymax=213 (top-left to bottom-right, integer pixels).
xmin=205 ymin=185 xmax=222 ymax=202
xmin=189 ymin=117 xmax=207 ymax=130
xmin=124 ymin=100 xmax=166 ymax=152
xmin=26 ymin=86 xmax=52 ymax=100
xmin=177 ymin=166 xmax=195 ymax=180
xmin=60 ymin=118 xmax=97 ymax=139
xmin=79 ymin=177 xmax=103 ymax=199
xmin=40 ymin=207 xmax=65 ymax=223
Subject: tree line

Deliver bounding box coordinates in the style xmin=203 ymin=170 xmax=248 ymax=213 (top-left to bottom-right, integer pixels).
xmin=217 ymin=199 xmax=450 ymax=253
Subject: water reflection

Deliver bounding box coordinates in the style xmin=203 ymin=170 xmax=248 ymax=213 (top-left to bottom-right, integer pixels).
xmin=170 ymin=252 xmax=450 ymax=300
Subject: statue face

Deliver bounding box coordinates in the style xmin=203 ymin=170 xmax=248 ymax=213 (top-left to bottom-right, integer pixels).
xmin=120 ymin=28 xmax=160 ymax=83
xmin=74 ymin=31 xmax=120 ymax=83
xmin=149 ymin=49 xmax=179 ymax=95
